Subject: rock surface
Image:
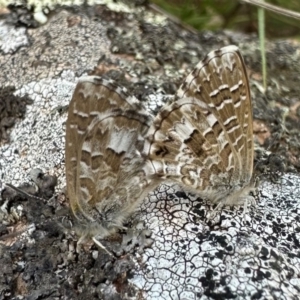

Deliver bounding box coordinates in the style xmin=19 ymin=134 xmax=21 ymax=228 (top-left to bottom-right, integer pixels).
xmin=0 ymin=1 xmax=300 ymax=299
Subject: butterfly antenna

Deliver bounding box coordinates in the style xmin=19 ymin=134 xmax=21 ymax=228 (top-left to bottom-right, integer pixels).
xmin=6 ymin=183 xmax=48 ymax=203
xmin=0 ymin=223 xmax=36 ymax=241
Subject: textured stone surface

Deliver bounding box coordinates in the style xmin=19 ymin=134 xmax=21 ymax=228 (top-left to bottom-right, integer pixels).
xmin=0 ymin=1 xmax=300 ymax=299
xmin=134 ymin=174 xmax=300 ymax=299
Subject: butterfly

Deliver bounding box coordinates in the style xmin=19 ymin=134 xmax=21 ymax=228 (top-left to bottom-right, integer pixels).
xmin=65 ymin=45 xmax=254 ymax=254
xmin=143 ymin=45 xmax=255 ymax=208
xmin=65 ymin=76 xmax=156 ymax=254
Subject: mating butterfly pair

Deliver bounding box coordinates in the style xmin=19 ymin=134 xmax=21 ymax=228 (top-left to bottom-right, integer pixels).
xmin=65 ymin=45 xmax=254 ymax=251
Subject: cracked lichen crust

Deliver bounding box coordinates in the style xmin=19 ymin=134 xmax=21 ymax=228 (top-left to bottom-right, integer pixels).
xmin=133 ymin=173 xmax=300 ymax=299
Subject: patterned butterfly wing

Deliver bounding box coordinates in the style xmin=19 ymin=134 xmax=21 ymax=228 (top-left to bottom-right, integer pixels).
xmin=66 ymin=76 xmax=153 ymax=240
xmin=143 ymin=45 xmax=254 ymax=205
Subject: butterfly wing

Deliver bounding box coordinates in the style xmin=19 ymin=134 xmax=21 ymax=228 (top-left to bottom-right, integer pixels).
xmin=144 ymin=46 xmax=253 ymax=205
xmin=66 ymin=76 xmax=153 ymax=237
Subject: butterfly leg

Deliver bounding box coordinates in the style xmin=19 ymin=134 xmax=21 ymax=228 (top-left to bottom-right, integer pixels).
xmin=75 ymin=234 xmax=114 ymax=257
xmin=240 ymin=195 xmax=257 ymax=226
xmin=206 ymin=202 xmax=224 ymax=222
xmin=92 ymin=237 xmax=114 ymax=257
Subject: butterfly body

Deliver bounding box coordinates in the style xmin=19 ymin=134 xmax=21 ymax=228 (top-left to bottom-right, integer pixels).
xmin=143 ymin=45 xmax=254 ymax=207
xmin=65 ymin=76 xmax=154 ymax=244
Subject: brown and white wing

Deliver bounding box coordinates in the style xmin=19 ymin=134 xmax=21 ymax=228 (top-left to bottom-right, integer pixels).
xmin=143 ymin=46 xmax=253 ymax=201
xmin=176 ymin=45 xmax=253 ymax=184
xmin=66 ymin=76 xmax=153 ymax=225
